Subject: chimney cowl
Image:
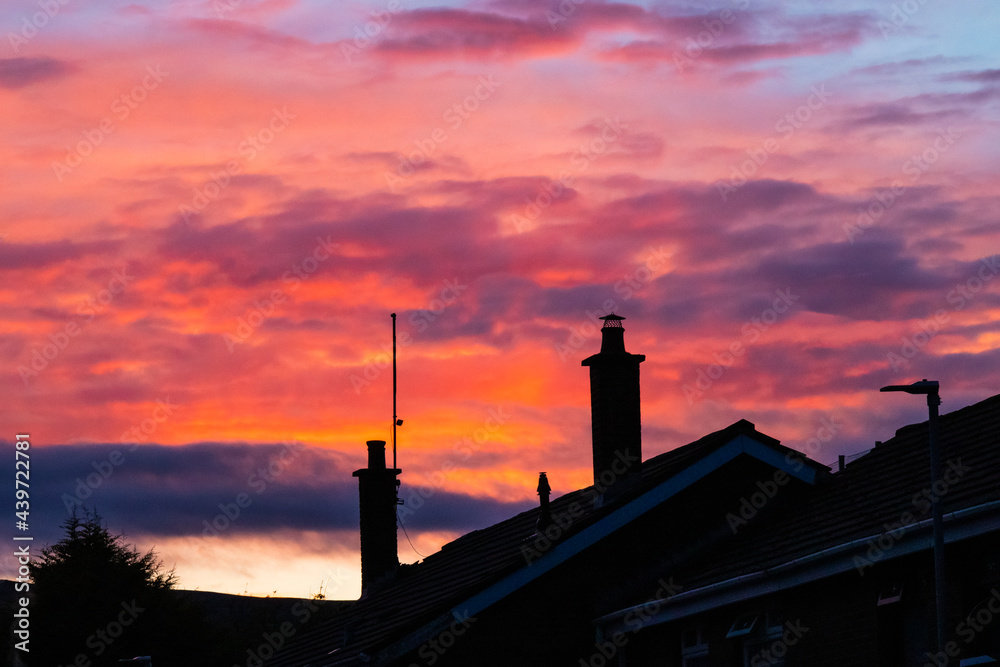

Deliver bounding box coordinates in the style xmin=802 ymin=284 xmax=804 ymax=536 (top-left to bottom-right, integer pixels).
xmin=537 ymin=471 xmax=552 ymax=500
xmin=597 ymin=313 xmax=628 ymax=354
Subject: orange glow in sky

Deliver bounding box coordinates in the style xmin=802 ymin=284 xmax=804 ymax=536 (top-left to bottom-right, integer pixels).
xmin=3 ymin=0 xmax=999 ymax=598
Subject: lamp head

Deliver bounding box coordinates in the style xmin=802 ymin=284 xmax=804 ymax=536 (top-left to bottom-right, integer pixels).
xmin=880 ymin=379 xmax=939 ymax=395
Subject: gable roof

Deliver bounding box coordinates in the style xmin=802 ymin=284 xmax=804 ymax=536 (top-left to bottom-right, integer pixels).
xmin=268 ymin=419 xmax=818 ymax=666
xmin=597 ymin=392 xmax=1000 ymax=635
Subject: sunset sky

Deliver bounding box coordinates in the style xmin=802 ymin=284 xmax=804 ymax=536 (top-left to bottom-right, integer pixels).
xmin=3 ymin=0 xmax=999 ymax=599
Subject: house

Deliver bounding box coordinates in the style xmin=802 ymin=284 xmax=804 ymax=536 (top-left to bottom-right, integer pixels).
xmin=267 ymin=316 xmax=1000 ymax=666
xmin=595 ymin=390 xmax=1000 ymax=666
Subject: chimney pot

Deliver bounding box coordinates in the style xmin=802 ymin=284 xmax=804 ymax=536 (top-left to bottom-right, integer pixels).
xmin=366 ymin=439 xmax=387 ymax=470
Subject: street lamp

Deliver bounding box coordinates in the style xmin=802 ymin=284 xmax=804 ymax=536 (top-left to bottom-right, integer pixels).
xmin=880 ymin=379 xmax=946 ymax=655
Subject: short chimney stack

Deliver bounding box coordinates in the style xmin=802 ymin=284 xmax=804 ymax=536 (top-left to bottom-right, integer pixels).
xmin=353 ymin=440 xmax=401 ymax=594
xmin=582 ymin=314 xmax=644 ymax=503
xmin=534 ymin=472 xmax=552 ymax=533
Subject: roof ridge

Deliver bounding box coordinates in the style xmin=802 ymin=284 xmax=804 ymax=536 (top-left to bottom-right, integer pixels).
xmin=883 ymin=391 xmax=1000 ymax=441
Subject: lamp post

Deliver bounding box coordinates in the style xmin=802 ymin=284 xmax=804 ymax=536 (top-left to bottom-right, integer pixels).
xmin=880 ymin=379 xmax=945 ymax=655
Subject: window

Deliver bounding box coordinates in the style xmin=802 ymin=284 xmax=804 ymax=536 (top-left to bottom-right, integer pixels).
xmin=877 ymin=581 xmax=904 ymax=606
xmin=681 ymin=627 xmax=710 ymax=667
xmin=737 ymin=611 xmax=784 ymax=667
xmin=726 ymin=614 xmax=759 ymax=639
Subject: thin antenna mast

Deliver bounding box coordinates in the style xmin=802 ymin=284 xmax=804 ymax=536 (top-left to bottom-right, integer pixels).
xmin=391 ymin=312 xmax=397 ymax=470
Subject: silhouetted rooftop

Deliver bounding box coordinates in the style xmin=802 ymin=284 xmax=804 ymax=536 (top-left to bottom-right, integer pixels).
xmin=267 ymin=393 xmax=1000 ymax=666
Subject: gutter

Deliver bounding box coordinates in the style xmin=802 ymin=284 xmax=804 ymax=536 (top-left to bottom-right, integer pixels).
xmin=596 ymin=498 xmax=1000 ymax=635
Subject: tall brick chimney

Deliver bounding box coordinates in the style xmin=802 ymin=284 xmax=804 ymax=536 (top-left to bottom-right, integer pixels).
xmin=581 ymin=314 xmax=645 ymax=504
xmin=353 ymin=440 xmax=400 ymax=595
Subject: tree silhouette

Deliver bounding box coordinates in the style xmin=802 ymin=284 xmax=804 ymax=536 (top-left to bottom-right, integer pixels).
xmin=29 ymin=509 xmax=209 ymax=666
xmin=26 ymin=508 xmax=342 ymax=665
